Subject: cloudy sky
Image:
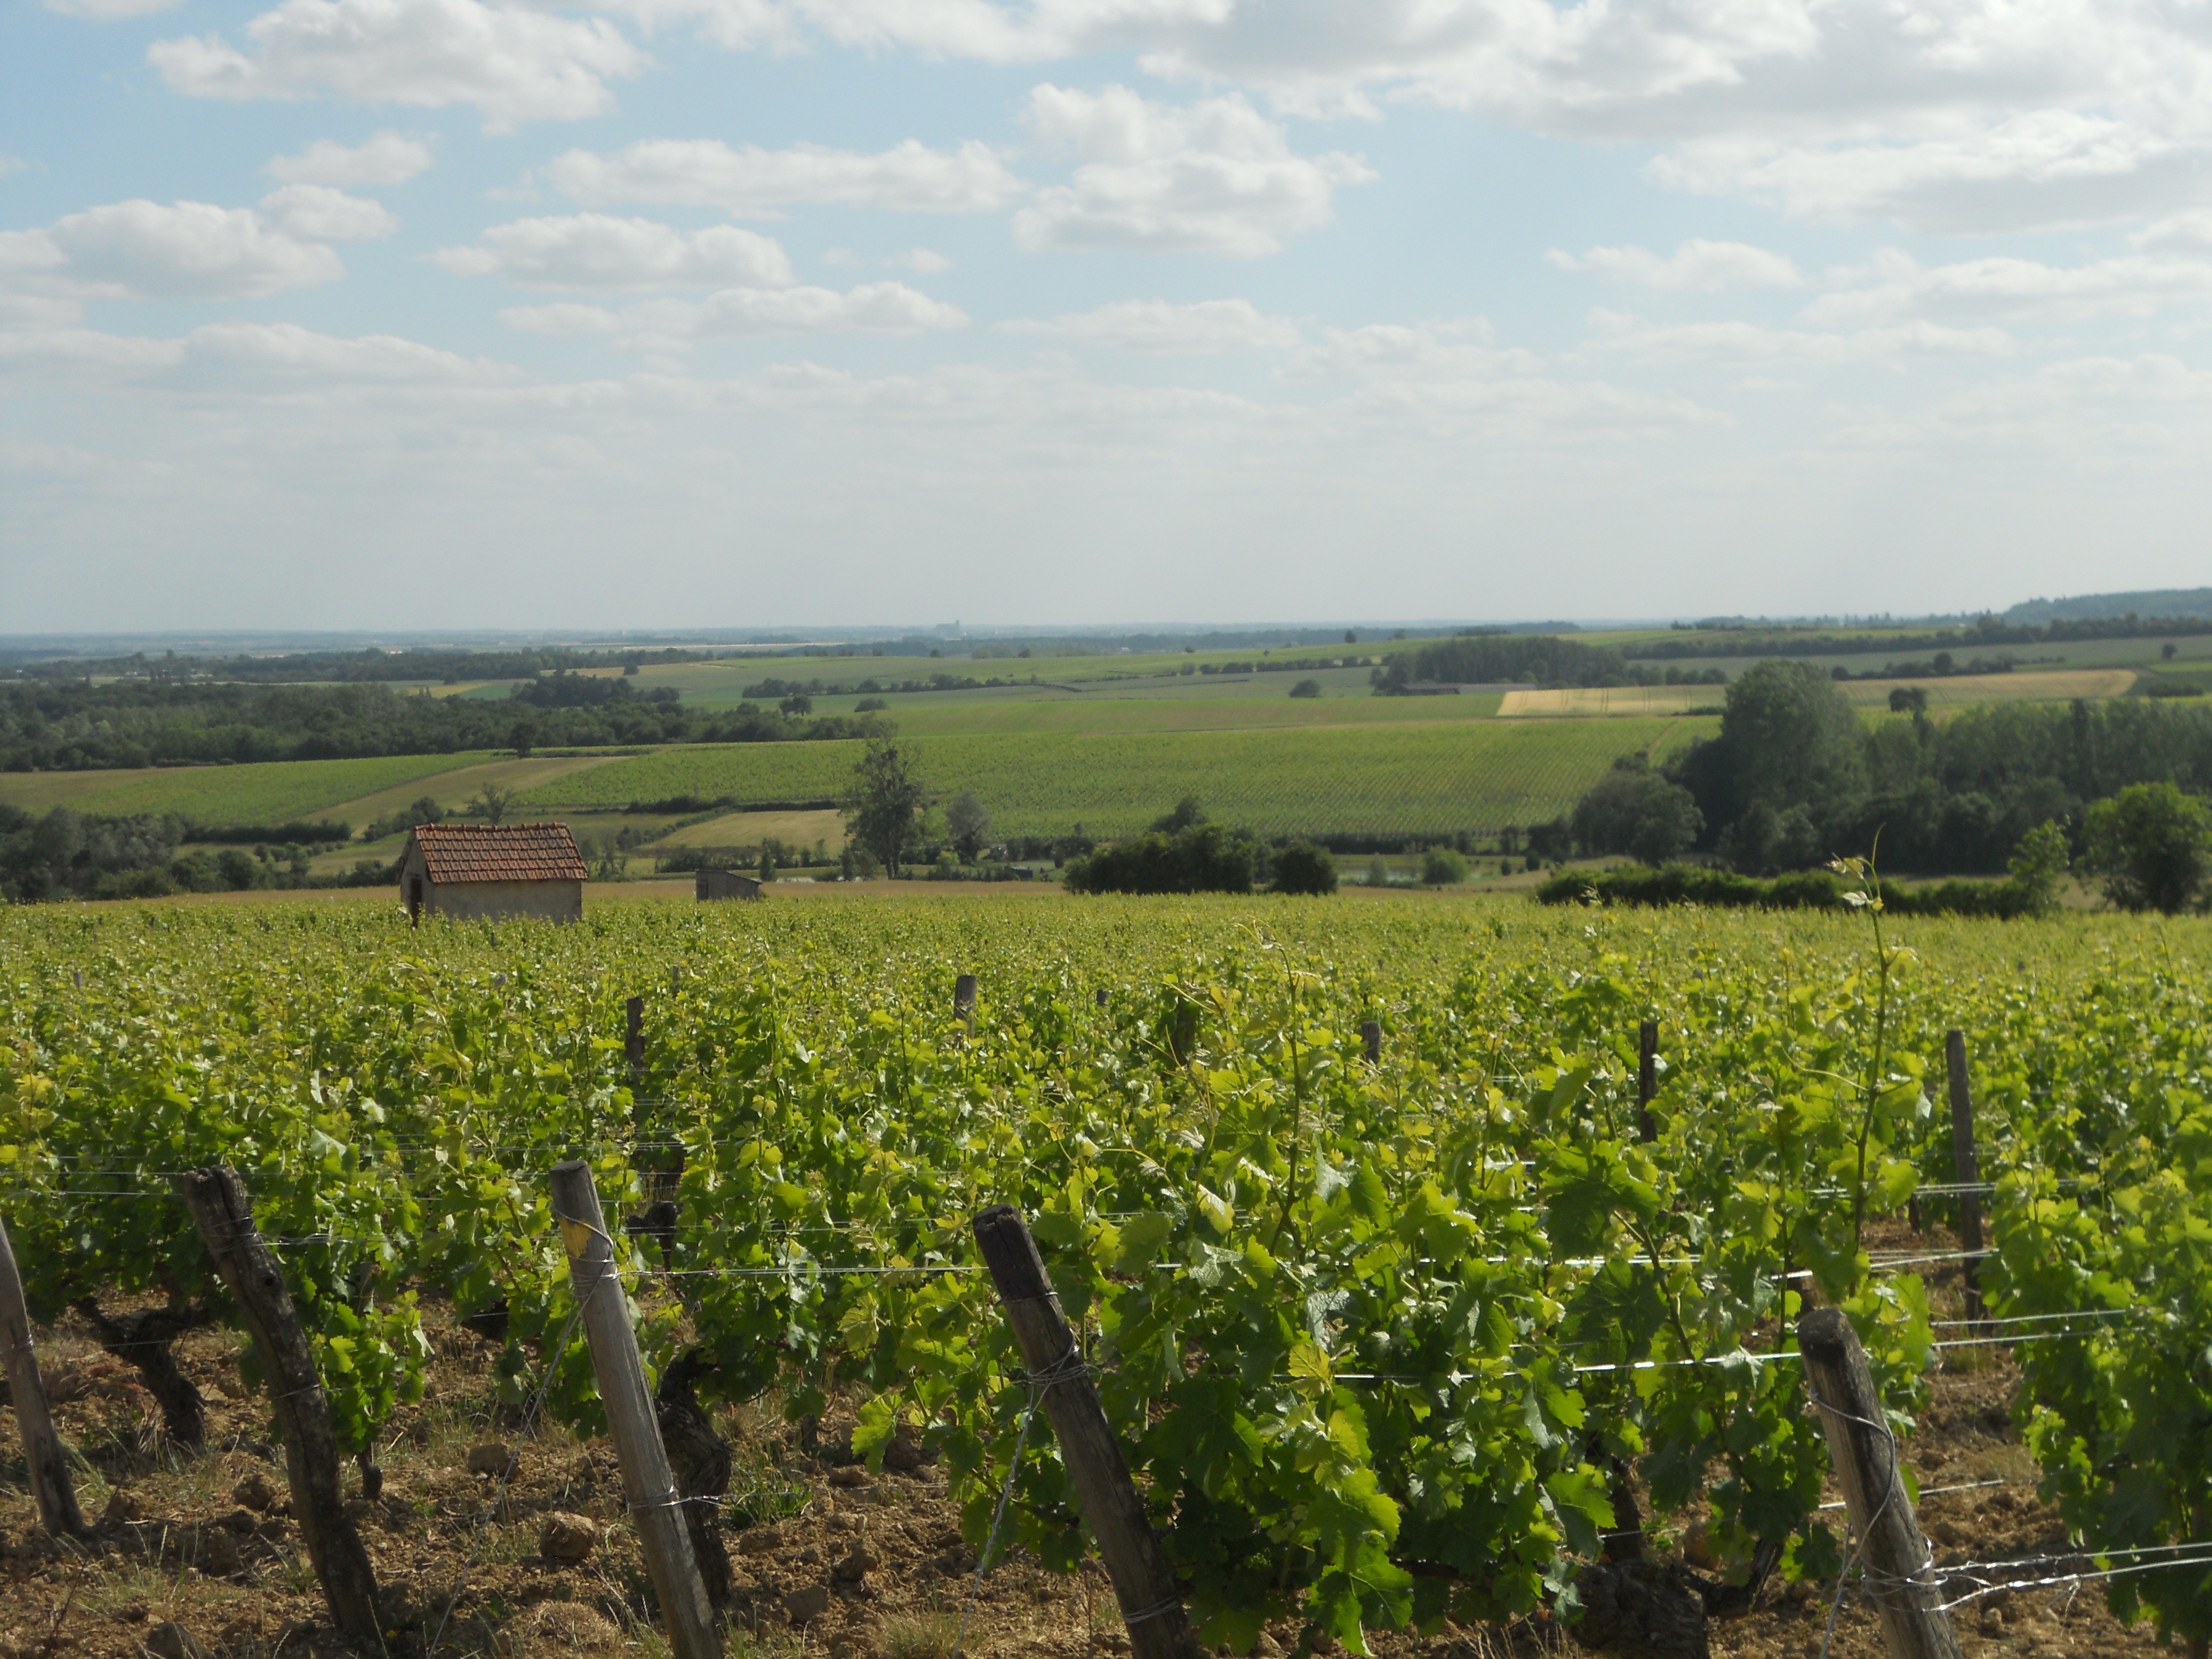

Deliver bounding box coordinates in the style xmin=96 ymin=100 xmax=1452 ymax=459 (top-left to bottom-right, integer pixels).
xmin=6 ymin=0 xmax=2212 ymax=631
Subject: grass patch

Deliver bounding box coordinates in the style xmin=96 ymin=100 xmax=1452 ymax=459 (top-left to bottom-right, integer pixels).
xmin=875 ymin=1609 xmax=961 ymax=1659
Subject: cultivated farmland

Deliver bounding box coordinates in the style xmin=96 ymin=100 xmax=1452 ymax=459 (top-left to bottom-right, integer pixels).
xmin=0 ymin=752 xmax=493 ymax=825
xmin=517 ymin=718 xmax=1712 ymax=837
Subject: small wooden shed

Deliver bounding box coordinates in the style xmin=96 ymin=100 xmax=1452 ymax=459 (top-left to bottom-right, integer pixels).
xmin=696 ymin=869 xmax=763 ymax=902
xmin=400 ymin=822 xmax=587 ymax=925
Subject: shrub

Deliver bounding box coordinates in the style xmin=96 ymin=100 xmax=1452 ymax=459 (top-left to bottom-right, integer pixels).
xmin=1419 ymin=846 xmax=1469 ymax=885
xmin=1289 ymin=679 xmax=1322 ymax=699
xmin=1536 ymin=860 xmax=2056 ymax=918
xmin=1064 ymin=823 xmax=1258 ymax=895
xmin=1271 ymin=841 xmax=1338 ymax=895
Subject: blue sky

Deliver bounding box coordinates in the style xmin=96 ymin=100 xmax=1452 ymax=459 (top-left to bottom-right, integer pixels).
xmin=6 ymin=0 xmax=2212 ymax=631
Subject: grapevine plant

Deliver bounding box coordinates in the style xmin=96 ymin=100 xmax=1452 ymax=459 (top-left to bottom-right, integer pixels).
xmin=0 ymin=895 xmax=2200 ymax=1649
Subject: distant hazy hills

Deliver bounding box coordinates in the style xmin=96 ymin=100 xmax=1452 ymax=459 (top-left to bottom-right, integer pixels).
xmin=2004 ymin=588 xmax=2212 ymax=624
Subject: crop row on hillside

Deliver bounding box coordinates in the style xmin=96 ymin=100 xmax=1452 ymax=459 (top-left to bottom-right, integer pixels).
xmin=0 ymin=751 xmax=492 ymax=825
xmin=519 ymin=719 xmax=1713 ymax=836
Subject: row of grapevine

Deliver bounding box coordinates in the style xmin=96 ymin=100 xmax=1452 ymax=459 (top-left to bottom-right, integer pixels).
xmin=513 ymin=721 xmax=1705 ymax=838
xmin=0 ymin=897 xmax=2205 ymax=1651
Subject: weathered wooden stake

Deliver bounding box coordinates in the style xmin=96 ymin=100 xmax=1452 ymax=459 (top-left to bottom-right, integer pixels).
xmin=1360 ymin=1019 xmax=1382 ymax=1065
xmin=972 ymin=1206 xmax=1201 ymax=1659
xmin=1636 ymin=1019 xmax=1658 ymax=1143
xmin=954 ymin=973 xmax=978 ymax=1022
xmin=1799 ymin=1307 xmax=1962 ymax=1659
xmin=0 ymin=1215 xmax=86 ymax=1538
xmin=549 ymin=1162 xmax=721 ymax=1659
xmin=178 ymin=1167 xmax=382 ymax=1647
xmin=625 ymin=995 xmax=646 ymax=1077
xmin=1944 ymin=1030 xmax=1986 ymax=1329
xmin=1095 ymin=988 xmax=1109 ymax=1009
xmin=670 ymin=965 xmax=682 ymax=995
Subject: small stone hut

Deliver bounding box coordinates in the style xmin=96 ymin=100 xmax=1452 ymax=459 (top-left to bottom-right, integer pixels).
xmin=695 ymin=868 xmax=763 ymax=901
xmin=399 ymin=822 xmax=587 ymax=925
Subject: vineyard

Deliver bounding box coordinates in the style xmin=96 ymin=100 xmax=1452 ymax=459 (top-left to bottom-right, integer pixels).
xmin=0 ymin=754 xmax=504 ymax=826
xmin=514 ymin=722 xmax=1709 ymax=837
xmin=2 ymin=895 xmax=2210 ymax=1659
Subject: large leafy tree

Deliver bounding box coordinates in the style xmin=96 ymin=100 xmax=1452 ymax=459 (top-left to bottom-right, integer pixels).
xmin=1674 ymin=660 xmax=1866 ymax=869
xmin=945 ymin=790 xmax=992 ymax=863
xmin=2081 ymin=780 xmax=2211 ymax=912
xmin=1570 ymin=755 xmax=1705 ymax=864
xmin=845 ymin=740 xmax=928 ymax=876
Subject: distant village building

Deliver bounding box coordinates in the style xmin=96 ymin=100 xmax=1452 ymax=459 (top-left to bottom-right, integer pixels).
xmin=695 ymin=869 xmax=763 ymax=901
xmin=399 ymin=822 xmax=587 ymax=925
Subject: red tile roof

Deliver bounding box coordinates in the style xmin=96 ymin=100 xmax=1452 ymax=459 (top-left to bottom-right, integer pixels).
xmin=410 ymin=822 xmax=587 ymax=885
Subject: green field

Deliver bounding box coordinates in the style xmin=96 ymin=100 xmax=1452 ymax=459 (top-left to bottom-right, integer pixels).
xmin=517 ymin=718 xmax=1713 ymax=837
xmin=0 ymin=752 xmax=495 ymax=825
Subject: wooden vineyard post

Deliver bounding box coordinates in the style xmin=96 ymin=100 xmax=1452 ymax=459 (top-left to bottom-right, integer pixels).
xmin=1799 ymin=1307 xmax=1963 ymax=1659
xmin=626 ymin=996 xmax=646 ymax=1080
xmin=0 ymin=1215 xmax=86 ymax=1538
xmin=1360 ymin=1019 xmax=1382 ymax=1065
xmin=1945 ymin=1031 xmax=1986 ymax=1328
xmin=954 ymin=973 xmax=978 ymax=1023
xmin=972 ymin=1206 xmax=1201 ymax=1659
xmin=548 ymin=1162 xmax=721 ymax=1659
xmin=178 ymin=1167 xmax=382 ymax=1647
xmin=1095 ymin=988 xmax=1109 ymax=1009
xmin=1636 ymin=1019 xmax=1658 ymax=1143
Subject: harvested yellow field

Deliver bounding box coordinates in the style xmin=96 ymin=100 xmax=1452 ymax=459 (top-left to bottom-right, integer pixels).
xmin=1496 ymin=686 xmax=1720 ymax=718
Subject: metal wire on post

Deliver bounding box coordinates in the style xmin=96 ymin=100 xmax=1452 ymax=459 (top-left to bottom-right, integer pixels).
xmin=954 ymin=1341 xmax=1095 ymax=1659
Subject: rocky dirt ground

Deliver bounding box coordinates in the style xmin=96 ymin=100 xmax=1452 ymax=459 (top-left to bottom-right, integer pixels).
xmin=0 ymin=1234 xmax=2185 ymax=1659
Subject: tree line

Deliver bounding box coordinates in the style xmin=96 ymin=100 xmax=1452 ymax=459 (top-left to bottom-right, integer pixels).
xmin=0 ymin=677 xmax=889 ymax=772
xmin=1372 ymin=634 xmax=1730 ymax=691
xmin=4 ymin=645 xmax=723 ymax=684
xmin=1373 ymin=615 xmax=2212 ymax=691
xmin=1554 ymin=660 xmax=2212 ymax=910
xmin=0 ymin=806 xmax=392 ymax=902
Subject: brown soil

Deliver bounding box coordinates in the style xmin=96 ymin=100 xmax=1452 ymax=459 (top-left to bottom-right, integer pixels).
xmin=0 ymin=1230 xmax=2178 ymax=1659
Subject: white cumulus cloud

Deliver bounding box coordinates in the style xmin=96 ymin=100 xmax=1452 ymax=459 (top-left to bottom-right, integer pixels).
xmin=43 ymin=0 xmax=182 ymax=18
xmin=681 ymin=281 xmax=968 ymax=335
xmin=1650 ymin=115 xmax=2211 ymax=237
xmin=545 ymin=138 xmax=1022 ymax=215
xmin=619 ymin=1 xmax=2212 ymax=236
xmin=149 ymin=0 xmax=649 ymax=133
xmin=614 ymin=0 xmax=1232 ymax=59
xmin=174 ymin=320 xmax=522 ymax=385
xmin=267 ymin=131 xmax=436 ymax=187
xmin=2 ymin=200 xmax=345 ymax=301
xmin=1802 ymin=252 xmax=2212 ymax=326
xmin=886 ymin=248 xmax=951 ymax=273
xmin=498 ymin=281 xmax=967 ymax=341
xmin=259 ymin=184 xmax=400 ymax=241
xmin=1584 ymin=310 xmax=2016 ymax=367
xmin=1003 ymin=296 xmax=1300 ymax=352
xmin=2133 ymin=211 xmax=2212 ymax=253
xmin=1548 ymin=239 xmax=1803 ymax=291
xmin=427 ymin=214 xmax=794 ymax=289
xmin=1013 ymin=84 xmax=1372 ymax=257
